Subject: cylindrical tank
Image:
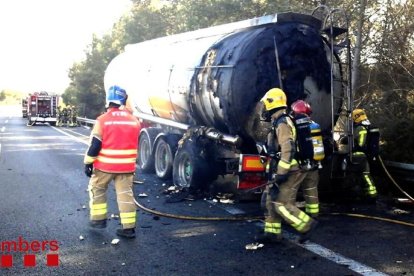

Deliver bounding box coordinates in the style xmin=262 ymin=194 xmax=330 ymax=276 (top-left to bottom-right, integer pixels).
xmin=104 ymin=12 xmax=342 ymax=150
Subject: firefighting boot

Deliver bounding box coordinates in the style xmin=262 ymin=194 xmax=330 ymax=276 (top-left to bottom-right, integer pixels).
xmin=89 ymin=219 xmax=107 ymax=229
xmin=254 ymin=232 xmax=283 ymax=244
xmin=298 ymin=220 xmax=319 ymax=243
xmin=116 ymin=228 xmax=136 ymax=239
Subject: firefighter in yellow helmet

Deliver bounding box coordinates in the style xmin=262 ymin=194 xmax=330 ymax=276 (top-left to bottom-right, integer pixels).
xmin=256 ymin=88 xmax=318 ymax=244
xmin=351 ymin=108 xmax=378 ymax=199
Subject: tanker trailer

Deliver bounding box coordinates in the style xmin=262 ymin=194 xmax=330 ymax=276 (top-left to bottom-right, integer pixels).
xmin=104 ymin=11 xmax=343 ymax=193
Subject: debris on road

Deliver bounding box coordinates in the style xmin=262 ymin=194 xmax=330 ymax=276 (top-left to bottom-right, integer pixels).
xmin=219 ymin=199 xmax=234 ymax=204
xmin=79 ymin=235 xmax=85 ymax=241
xmin=138 ymin=193 xmax=148 ymax=197
xmin=111 ymin=214 xmax=120 ymax=220
xmin=390 ymin=208 xmax=410 ymax=215
xmin=133 ymin=180 xmax=144 ymax=184
xmin=245 ymin=242 xmax=264 ymax=250
xmin=111 ymin=239 xmax=120 ymax=245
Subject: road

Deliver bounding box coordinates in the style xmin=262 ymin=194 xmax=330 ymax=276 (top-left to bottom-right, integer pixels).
xmin=0 ymin=107 xmax=413 ymax=275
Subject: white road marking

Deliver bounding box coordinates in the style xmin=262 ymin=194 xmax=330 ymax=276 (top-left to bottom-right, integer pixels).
xmin=283 ymin=231 xmax=389 ymax=276
xmin=63 ymin=127 xmax=90 ymax=139
xmin=213 ymin=207 xmax=389 ymax=276
xmin=51 ymin=126 xmax=89 ymax=145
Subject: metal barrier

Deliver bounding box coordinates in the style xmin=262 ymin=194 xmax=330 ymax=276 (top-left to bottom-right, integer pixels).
xmin=76 ymin=117 xmax=96 ymax=127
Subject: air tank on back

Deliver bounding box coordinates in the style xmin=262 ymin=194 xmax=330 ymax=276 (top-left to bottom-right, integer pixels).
xmin=104 ymin=12 xmax=342 ymax=149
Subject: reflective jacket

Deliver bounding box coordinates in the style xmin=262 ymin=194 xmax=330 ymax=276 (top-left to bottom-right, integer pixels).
xmin=268 ymin=109 xmax=299 ymax=175
xmin=92 ymin=108 xmax=140 ymax=173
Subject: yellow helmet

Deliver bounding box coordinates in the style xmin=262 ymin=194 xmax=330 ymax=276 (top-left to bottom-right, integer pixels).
xmin=352 ymin=108 xmax=368 ymax=123
xmin=260 ymin=88 xmax=287 ymax=111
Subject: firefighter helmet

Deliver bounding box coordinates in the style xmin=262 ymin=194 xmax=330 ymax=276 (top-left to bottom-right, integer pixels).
xmin=352 ymin=108 xmax=368 ymax=123
xmin=107 ymin=85 xmax=127 ymax=107
xmin=291 ymin=100 xmax=312 ymax=115
xmin=260 ymin=88 xmax=287 ymax=111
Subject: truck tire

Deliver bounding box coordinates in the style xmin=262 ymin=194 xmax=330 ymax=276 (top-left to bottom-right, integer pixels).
xmin=154 ymin=137 xmax=174 ymax=179
xmin=173 ymin=140 xmax=209 ymax=191
xmin=137 ymin=128 xmax=161 ymax=173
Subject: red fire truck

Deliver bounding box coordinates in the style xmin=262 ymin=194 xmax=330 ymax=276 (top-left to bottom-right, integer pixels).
xmin=26 ymin=91 xmax=59 ymax=126
xmin=21 ymin=97 xmax=28 ymax=118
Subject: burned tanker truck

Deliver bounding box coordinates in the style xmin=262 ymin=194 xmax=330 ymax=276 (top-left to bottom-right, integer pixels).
xmin=104 ymin=8 xmax=350 ymax=194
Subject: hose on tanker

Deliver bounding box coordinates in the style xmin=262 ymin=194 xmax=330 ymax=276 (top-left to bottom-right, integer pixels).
xmin=378 ymin=155 xmax=414 ymax=202
xmin=134 ymin=198 xmax=414 ymax=228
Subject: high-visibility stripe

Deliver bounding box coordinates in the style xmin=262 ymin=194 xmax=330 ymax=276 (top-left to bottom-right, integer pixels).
xmin=264 ymin=222 xmax=281 ymax=234
xmin=84 ymin=156 xmax=96 ymax=164
xmin=96 ymin=156 xmax=136 ymax=164
xmin=279 ymin=160 xmax=291 ymax=169
xmin=90 ymin=203 xmax=107 ymax=216
xmin=120 ymin=212 xmax=136 ymax=224
xmin=306 ymin=203 xmax=319 ymax=214
xmin=100 ymin=149 xmax=137 ymax=155
xmin=278 ymin=206 xmax=302 ymax=225
xmin=103 ymin=121 xmax=138 ymax=126
xmin=358 ymin=129 xmax=367 ymax=146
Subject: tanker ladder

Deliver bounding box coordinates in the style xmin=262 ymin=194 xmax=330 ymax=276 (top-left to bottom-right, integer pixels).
xmin=313 ymin=5 xmax=354 ymax=180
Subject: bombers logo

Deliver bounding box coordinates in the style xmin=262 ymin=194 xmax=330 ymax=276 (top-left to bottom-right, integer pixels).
xmin=0 ymin=236 xmax=59 ymax=268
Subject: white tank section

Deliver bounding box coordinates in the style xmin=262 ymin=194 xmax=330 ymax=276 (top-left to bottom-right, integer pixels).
xmin=104 ymin=12 xmax=342 ymax=147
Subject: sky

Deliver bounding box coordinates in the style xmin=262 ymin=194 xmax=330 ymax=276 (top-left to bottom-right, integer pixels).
xmin=0 ymin=0 xmax=132 ymax=94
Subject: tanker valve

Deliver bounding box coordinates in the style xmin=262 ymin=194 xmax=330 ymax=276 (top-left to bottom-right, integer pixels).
xmin=204 ymin=128 xmax=241 ymax=146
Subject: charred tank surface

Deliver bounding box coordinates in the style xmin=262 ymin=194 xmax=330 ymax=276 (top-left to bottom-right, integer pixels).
xmin=191 ymin=13 xmax=339 ymax=151
xmin=105 ymin=12 xmax=341 ymax=151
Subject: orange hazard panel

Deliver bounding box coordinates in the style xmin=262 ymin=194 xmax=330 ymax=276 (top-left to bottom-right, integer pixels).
xmin=240 ymin=154 xmax=266 ymax=172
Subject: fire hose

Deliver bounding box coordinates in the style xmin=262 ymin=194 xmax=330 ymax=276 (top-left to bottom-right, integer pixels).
xmin=378 ymin=155 xmax=414 ymax=202
xmin=133 ymin=155 xmax=414 ymax=226
xmin=134 ymin=198 xmax=414 ymax=228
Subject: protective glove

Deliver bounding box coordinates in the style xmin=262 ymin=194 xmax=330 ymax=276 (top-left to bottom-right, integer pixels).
xmin=275 ymin=174 xmax=288 ymax=185
xmin=84 ymin=164 xmax=93 ymax=178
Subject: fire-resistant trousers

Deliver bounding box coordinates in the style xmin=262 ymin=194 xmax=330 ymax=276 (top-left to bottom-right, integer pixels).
xmin=300 ymin=169 xmax=320 ymax=216
xmin=265 ymin=171 xmax=315 ymax=234
xmin=351 ymin=153 xmax=377 ymax=197
xmin=88 ymin=169 xmax=137 ymax=229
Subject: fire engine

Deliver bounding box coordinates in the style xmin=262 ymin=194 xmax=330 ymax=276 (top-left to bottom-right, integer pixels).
xmin=21 ymin=97 xmax=28 ymax=118
xmin=26 ymin=91 xmax=59 ymax=126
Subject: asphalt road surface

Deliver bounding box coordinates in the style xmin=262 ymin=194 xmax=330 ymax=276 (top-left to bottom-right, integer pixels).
xmin=0 ymin=107 xmax=413 ymax=275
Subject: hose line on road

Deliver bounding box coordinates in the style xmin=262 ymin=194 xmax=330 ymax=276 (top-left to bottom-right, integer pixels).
xmin=326 ymin=212 xmax=414 ymax=227
xmin=378 ymin=155 xmax=414 ymax=202
xmin=134 ymin=198 xmax=263 ymax=221
xmin=134 ymin=198 xmax=414 ymax=228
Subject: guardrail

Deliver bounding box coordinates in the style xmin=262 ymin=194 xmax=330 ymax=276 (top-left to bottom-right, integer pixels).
xmin=76 ymin=117 xmax=96 ymax=127
xmin=383 ymin=160 xmax=414 ymax=183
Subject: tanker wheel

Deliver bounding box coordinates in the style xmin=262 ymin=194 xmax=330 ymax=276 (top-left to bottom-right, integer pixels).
xmin=154 ymin=138 xmax=173 ymax=179
xmin=173 ymin=141 xmax=209 ymax=191
xmin=138 ymin=132 xmax=154 ymax=172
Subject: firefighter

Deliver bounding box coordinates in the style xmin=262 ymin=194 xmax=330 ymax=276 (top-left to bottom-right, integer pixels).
xmin=290 ymin=100 xmax=324 ymax=217
xmin=84 ymin=85 xmax=141 ymax=238
xmin=56 ymin=106 xmax=62 ymax=127
xmin=69 ymin=105 xmax=78 ymax=127
xmin=256 ymin=88 xmax=318 ymax=244
xmin=62 ymin=107 xmax=69 ymax=127
xmin=351 ymin=108 xmax=378 ymax=199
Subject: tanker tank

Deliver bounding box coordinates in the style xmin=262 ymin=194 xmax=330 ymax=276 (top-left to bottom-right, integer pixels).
xmin=104 ymin=12 xmax=342 ymax=152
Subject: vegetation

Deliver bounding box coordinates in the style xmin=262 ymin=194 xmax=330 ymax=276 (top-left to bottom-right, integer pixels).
xmin=62 ymin=0 xmax=414 ymax=163
xmin=0 ymin=89 xmax=24 ymax=105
